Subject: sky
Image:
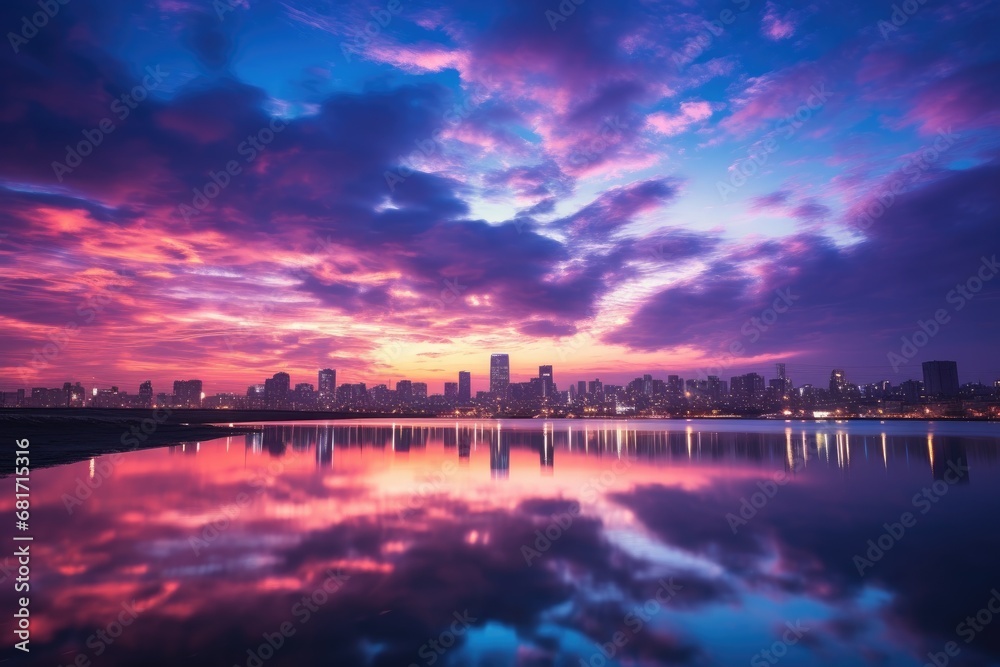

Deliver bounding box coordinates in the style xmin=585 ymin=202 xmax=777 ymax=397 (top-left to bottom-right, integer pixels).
xmin=1 ymin=0 xmax=999 ymax=394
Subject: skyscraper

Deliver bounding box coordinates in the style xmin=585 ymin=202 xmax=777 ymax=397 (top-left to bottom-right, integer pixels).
xmin=539 ymin=365 xmax=554 ymax=397
xmin=173 ymin=379 xmax=203 ymax=408
xmin=588 ymin=379 xmax=603 ymax=400
xmin=264 ymin=372 xmax=290 ymax=409
xmin=730 ymin=373 xmax=764 ymax=405
xmin=458 ymin=371 xmax=471 ymax=403
xmin=775 ymin=363 xmax=790 ymax=392
xmin=396 ymin=380 xmax=413 ymax=404
xmin=412 ymin=382 xmax=427 ymax=401
xmin=490 ymin=354 xmax=510 ymax=395
xmin=922 ymin=360 xmax=960 ymax=398
xmin=318 ymin=369 xmax=336 ymax=404
xmin=444 ymin=382 xmax=458 ymax=399
xmin=829 ymin=369 xmax=847 ymax=396
xmin=139 ymin=380 xmax=153 ymax=408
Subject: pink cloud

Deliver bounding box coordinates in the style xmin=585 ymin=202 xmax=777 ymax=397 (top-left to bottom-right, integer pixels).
xmin=647 ymin=100 xmax=714 ymax=136
xmin=720 ymin=65 xmax=831 ymax=137
xmin=761 ymin=2 xmax=797 ymax=41
xmin=366 ymin=43 xmax=470 ymax=74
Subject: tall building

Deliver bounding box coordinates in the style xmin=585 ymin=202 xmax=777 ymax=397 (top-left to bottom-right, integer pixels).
xmin=706 ymin=376 xmax=723 ymax=401
xmin=490 ymin=354 xmax=510 ymax=395
xmin=923 ymin=361 xmax=960 ymax=398
xmin=396 ymin=380 xmax=413 ymax=404
xmin=829 ymin=369 xmax=848 ymax=396
xmin=318 ymin=369 xmax=336 ymax=404
xmin=444 ymin=382 xmax=458 ymax=399
xmin=775 ymin=363 xmax=790 ymax=392
xmin=730 ymin=373 xmax=765 ymax=405
xmin=577 ymin=380 xmax=587 ymax=398
xmin=458 ymin=371 xmax=471 ymax=403
xmin=139 ymin=380 xmax=153 ymax=408
xmin=264 ymin=372 xmax=290 ymax=409
xmin=293 ymin=383 xmax=316 ymax=409
xmin=901 ymin=379 xmax=923 ymax=404
xmin=173 ymin=379 xmax=203 ymax=408
xmin=412 ymin=382 xmax=427 ymax=401
xmin=588 ymin=379 xmax=603 ymax=400
xmin=539 ymin=365 xmax=554 ymax=398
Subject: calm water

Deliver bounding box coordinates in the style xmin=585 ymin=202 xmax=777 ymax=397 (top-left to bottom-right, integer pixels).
xmin=7 ymin=419 xmax=1000 ymax=667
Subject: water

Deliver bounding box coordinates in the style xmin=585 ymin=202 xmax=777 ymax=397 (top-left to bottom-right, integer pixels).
xmin=9 ymin=419 xmax=1000 ymax=667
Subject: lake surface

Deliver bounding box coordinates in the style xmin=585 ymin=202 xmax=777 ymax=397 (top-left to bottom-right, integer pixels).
xmin=8 ymin=419 xmax=1000 ymax=667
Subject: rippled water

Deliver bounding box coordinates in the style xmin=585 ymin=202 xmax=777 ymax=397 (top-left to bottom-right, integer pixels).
xmin=9 ymin=419 xmax=1000 ymax=667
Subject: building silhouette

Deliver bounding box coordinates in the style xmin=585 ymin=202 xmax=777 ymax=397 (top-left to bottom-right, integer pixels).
xmin=139 ymin=380 xmax=153 ymax=408
xmin=490 ymin=354 xmax=510 ymax=395
xmin=318 ymin=369 xmax=336 ymax=406
xmin=458 ymin=371 xmax=471 ymax=403
xmin=829 ymin=369 xmax=848 ymax=397
xmin=173 ymin=379 xmax=203 ymax=408
xmin=539 ymin=365 xmax=554 ymax=398
xmin=264 ymin=372 xmax=290 ymax=409
xmin=923 ymin=360 xmax=960 ymax=398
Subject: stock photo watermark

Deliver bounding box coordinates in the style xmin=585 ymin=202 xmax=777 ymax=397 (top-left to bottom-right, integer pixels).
xmin=521 ymin=457 xmax=633 ymax=566
xmin=673 ymin=0 xmax=753 ymax=71
xmin=61 ymin=407 xmax=174 ymax=514
xmin=383 ymin=79 xmax=494 ymax=192
xmin=852 ymin=458 xmax=968 ymax=576
xmin=725 ymin=470 xmax=792 ymax=534
xmin=580 ymin=578 xmax=683 ymax=666
xmin=189 ymin=461 xmax=284 ymax=555
xmin=177 ymin=117 xmax=287 ymax=222
xmin=408 ymin=610 xmax=478 ymax=667
xmin=545 ymin=0 xmax=585 ymax=31
xmin=55 ymin=600 xmax=142 ymax=667
xmin=233 ymin=569 xmax=350 ymax=667
xmin=430 ymin=277 xmax=468 ymax=310
xmin=18 ymin=272 xmax=130 ymax=383
xmin=7 ymin=0 xmax=71 ymax=54
xmin=214 ymin=0 xmax=249 ymax=21
xmin=341 ymin=0 xmax=405 ymax=61
xmin=887 ymin=255 xmax=998 ymax=372
xmin=750 ymin=620 xmax=810 ymax=666
xmin=566 ymin=116 xmax=628 ymax=169
xmin=51 ymin=66 xmax=169 ymax=182
xmin=856 ymin=128 xmax=959 ymax=231
xmin=698 ymin=287 xmax=800 ymax=379
xmin=397 ymin=459 xmax=458 ymax=519
xmin=224 ymin=301 xmax=276 ymax=351
xmin=877 ymin=0 xmax=931 ymax=39
xmin=921 ymin=589 xmax=1000 ymax=667
xmin=717 ymin=84 xmax=832 ymax=202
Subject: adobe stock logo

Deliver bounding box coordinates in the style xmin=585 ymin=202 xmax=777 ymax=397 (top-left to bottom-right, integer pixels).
xmin=887 ymin=255 xmax=998 ymax=372
xmin=7 ymin=0 xmax=71 ymax=54
xmin=545 ymin=0 xmax=585 ymax=31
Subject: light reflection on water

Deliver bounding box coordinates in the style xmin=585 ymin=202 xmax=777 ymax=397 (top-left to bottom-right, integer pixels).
xmin=9 ymin=419 xmax=1000 ymax=667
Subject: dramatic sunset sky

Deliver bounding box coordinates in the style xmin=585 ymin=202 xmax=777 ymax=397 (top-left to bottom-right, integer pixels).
xmin=1 ymin=0 xmax=999 ymax=393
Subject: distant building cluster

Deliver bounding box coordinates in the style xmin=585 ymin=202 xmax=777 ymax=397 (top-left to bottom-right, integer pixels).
xmin=3 ymin=358 xmax=998 ymax=418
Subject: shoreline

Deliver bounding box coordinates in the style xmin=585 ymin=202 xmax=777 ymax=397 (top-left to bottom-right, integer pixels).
xmin=2 ymin=407 xmax=997 ymax=423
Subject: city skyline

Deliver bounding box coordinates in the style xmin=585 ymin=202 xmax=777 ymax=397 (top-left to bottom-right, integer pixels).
xmin=2 ymin=354 xmax=994 ymax=396
xmin=4 ymin=354 xmax=995 ymax=412
xmin=1 ymin=1 xmax=999 ymax=391
xmin=5 ymin=3 xmax=1000 ymax=666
